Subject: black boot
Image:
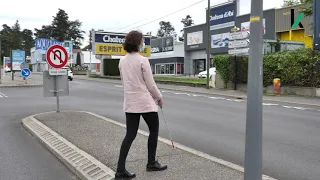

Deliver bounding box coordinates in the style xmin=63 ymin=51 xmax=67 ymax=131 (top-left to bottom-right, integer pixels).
xmin=146 ymin=160 xmax=167 ymax=172
xmin=115 ymin=170 xmax=136 ymax=179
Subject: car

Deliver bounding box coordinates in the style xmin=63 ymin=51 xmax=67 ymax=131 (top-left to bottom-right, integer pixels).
xmin=198 ymin=67 xmax=216 ymax=78
xmin=62 ymin=67 xmax=73 ymax=81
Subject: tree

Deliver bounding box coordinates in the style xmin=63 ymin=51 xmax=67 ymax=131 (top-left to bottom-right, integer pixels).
xmin=0 ymin=21 xmax=34 ymax=58
xmin=156 ymin=21 xmax=175 ymax=37
xmin=282 ymin=0 xmax=301 ymax=7
xmin=34 ymin=9 xmax=85 ymax=48
xmin=300 ymin=0 xmax=312 ymax=17
xmin=179 ymin=15 xmax=194 ymax=42
xmin=76 ymin=52 xmax=81 ymax=65
xmin=21 ymin=29 xmax=34 ymax=56
xmin=10 ymin=20 xmax=23 ymax=50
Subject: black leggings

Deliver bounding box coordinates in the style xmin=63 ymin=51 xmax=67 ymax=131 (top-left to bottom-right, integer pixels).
xmin=117 ymin=112 xmax=159 ymax=172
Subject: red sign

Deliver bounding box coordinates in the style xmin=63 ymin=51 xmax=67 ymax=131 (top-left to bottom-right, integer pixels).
xmin=46 ymin=44 xmax=68 ymax=69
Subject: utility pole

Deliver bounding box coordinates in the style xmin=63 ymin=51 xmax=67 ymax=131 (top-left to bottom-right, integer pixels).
xmin=244 ymin=0 xmax=263 ymax=179
xmin=206 ymin=0 xmax=211 ymax=89
xmin=313 ymin=0 xmax=319 ymax=50
xmin=10 ymin=48 xmax=14 ymax=81
xmin=0 ymin=39 xmax=2 ymax=84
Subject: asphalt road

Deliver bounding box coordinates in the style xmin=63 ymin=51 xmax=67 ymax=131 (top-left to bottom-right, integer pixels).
xmin=1 ymin=79 xmax=319 ymax=180
xmin=0 ymin=91 xmax=79 ymax=179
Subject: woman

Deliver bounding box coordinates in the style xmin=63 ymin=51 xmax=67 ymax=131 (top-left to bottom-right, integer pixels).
xmin=115 ymin=30 xmax=167 ymax=179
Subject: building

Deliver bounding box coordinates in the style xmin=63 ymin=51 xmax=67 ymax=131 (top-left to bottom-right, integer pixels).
xmin=149 ymin=37 xmax=184 ymax=75
xmin=183 ymin=0 xmax=307 ymax=76
xmin=275 ymin=4 xmax=313 ymax=48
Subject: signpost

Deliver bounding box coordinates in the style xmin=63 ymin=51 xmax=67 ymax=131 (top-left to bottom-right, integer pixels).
xmin=228 ymin=27 xmax=250 ymax=90
xmin=21 ymin=68 xmax=30 ymax=84
xmin=44 ymin=44 xmax=69 ymax=112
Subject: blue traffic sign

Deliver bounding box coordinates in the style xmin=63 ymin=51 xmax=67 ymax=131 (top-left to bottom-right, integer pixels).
xmin=21 ymin=68 xmax=31 ymax=78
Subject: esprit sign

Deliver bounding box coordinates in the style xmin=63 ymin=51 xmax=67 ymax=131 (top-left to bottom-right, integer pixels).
xmin=93 ymin=32 xmax=151 ymax=56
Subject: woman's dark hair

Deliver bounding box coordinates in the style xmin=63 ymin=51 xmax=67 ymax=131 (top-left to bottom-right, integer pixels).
xmin=123 ymin=30 xmax=143 ymax=53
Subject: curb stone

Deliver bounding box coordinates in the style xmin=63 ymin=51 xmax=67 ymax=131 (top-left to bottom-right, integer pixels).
xmin=22 ymin=114 xmax=115 ymax=180
xmin=0 ymin=83 xmax=43 ymax=87
xmin=23 ymin=110 xmax=277 ymax=180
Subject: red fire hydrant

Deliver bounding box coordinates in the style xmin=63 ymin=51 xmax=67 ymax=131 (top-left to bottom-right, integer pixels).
xmin=273 ymin=78 xmax=281 ymax=95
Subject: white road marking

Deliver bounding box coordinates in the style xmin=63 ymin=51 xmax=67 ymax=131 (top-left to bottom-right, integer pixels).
xmin=114 ymin=85 xmax=123 ymax=88
xmin=208 ymin=97 xmax=225 ymax=100
xmin=263 ymin=103 xmax=279 ymax=106
xmin=174 ymin=92 xmax=191 ymax=96
xmin=0 ymin=92 xmax=8 ymax=98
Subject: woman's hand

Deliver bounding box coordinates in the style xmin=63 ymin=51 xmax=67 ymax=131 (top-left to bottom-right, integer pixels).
xmin=158 ymin=98 xmax=163 ymax=108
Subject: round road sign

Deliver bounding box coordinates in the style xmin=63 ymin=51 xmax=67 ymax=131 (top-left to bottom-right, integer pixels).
xmin=46 ymin=44 xmax=68 ymax=69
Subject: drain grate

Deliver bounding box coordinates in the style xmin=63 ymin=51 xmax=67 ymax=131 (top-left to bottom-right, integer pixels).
xmin=22 ymin=117 xmax=115 ymax=180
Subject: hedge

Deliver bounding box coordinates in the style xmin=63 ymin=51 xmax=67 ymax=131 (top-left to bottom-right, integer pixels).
xmin=213 ymin=48 xmax=320 ymax=88
xmin=103 ymin=59 xmax=120 ymax=76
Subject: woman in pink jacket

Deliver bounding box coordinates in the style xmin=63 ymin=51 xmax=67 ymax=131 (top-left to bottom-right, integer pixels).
xmin=115 ymin=30 xmax=167 ymax=179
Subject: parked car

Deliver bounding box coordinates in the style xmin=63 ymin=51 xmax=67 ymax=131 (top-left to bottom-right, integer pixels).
xmin=62 ymin=67 xmax=73 ymax=81
xmin=198 ymin=67 xmax=216 ymax=78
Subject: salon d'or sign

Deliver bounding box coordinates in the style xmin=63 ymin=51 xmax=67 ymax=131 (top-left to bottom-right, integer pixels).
xmin=93 ymin=32 xmax=151 ymax=57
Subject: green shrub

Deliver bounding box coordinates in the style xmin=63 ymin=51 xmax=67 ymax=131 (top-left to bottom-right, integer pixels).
xmin=103 ymin=59 xmax=120 ymax=76
xmin=76 ymin=52 xmax=81 ymax=65
xmin=213 ymin=48 xmax=320 ymax=88
xmin=213 ymin=55 xmax=230 ymax=88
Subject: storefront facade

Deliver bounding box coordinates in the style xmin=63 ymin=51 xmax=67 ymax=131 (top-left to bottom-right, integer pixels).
xmin=149 ymin=38 xmax=184 ymax=75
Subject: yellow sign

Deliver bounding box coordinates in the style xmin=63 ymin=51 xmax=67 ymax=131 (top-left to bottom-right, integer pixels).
xmin=95 ymin=43 xmax=151 ymax=56
xmin=250 ymin=16 xmax=261 ymax=22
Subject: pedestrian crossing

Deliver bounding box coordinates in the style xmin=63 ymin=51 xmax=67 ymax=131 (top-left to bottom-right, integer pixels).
xmin=0 ymin=92 xmax=8 ymax=98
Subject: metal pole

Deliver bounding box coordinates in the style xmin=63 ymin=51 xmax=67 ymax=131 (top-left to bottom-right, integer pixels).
xmin=244 ymin=0 xmax=263 ymax=179
xmin=55 ymin=76 xmax=60 ymax=112
xmin=313 ymin=0 xmax=319 ymax=50
xmin=0 ymin=40 xmax=2 ymax=84
xmin=206 ymin=0 xmax=211 ymax=89
xmin=10 ymin=49 xmax=14 ymax=81
xmin=234 ymin=55 xmax=237 ymax=90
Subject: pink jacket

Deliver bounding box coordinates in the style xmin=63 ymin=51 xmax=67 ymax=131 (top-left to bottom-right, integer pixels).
xmin=119 ymin=52 xmax=162 ymax=113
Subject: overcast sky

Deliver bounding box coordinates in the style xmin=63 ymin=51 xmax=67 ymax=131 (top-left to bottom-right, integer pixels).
xmin=0 ymin=0 xmax=283 ymax=47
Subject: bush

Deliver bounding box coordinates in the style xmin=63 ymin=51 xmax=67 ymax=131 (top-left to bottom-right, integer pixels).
xmin=213 ymin=55 xmax=231 ymax=88
xmin=76 ymin=52 xmax=81 ymax=65
xmin=213 ymin=48 xmax=320 ymax=88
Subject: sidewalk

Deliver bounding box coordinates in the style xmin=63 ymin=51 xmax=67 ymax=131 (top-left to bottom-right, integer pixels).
xmin=0 ymin=72 xmax=42 ymax=87
xmin=74 ymin=75 xmax=320 ymax=107
xmin=22 ymin=111 xmax=276 ymax=180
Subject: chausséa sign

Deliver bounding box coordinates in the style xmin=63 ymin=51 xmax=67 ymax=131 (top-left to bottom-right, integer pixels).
xmin=210 ymin=2 xmax=236 ymax=30
xmin=94 ymin=32 xmax=151 ymax=56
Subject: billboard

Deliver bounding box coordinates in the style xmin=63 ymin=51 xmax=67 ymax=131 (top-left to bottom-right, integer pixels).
xmin=151 ymin=37 xmax=174 ymax=53
xmin=35 ymin=38 xmax=64 ymax=50
xmin=63 ymin=40 xmax=73 ymax=59
xmin=11 ymin=50 xmax=25 ymax=71
xmin=94 ymin=32 xmax=151 ymax=57
xmin=210 ymin=2 xmax=236 ymax=30
xmin=241 ymin=18 xmax=266 ymax=34
xmin=211 ymin=32 xmax=231 ymax=49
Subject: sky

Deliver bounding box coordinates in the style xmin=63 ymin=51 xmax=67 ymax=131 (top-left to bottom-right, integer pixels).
xmin=0 ymin=0 xmax=284 ymax=48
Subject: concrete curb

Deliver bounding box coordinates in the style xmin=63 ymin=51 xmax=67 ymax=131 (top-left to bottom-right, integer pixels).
xmin=22 ymin=114 xmax=115 ymax=180
xmin=0 ymin=83 xmax=43 ymax=88
xmin=77 ymin=77 xmax=320 ymax=108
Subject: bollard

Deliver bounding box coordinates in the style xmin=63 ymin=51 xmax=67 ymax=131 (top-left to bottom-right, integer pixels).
xmin=273 ymin=78 xmax=281 ymax=95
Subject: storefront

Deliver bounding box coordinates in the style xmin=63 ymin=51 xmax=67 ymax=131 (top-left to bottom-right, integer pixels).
xmin=149 ymin=38 xmax=184 ymax=75
xmin=184 ymin=1 xmax=239 ymax=75
xmin=275 ymin=4 xmax=313 ymax=48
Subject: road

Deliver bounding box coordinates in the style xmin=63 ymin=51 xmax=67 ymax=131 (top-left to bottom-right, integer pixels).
xmin=1 ymin=78 xmax=319 ymax=180
xmin=0 ymin=92 xmax=79 ymax=179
